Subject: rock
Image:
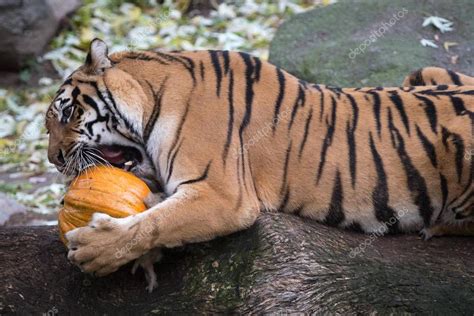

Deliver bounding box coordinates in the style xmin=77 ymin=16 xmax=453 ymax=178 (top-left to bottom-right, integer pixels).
xmin=0 ymin=193 xmax=26 ymax=226
xmin=0 ymin=0 xmax=80 ymax=71
xmin=269 ymin=0 xmax=474 ymax=87
xmin=0 ymin=213 xmax=473 ymax=314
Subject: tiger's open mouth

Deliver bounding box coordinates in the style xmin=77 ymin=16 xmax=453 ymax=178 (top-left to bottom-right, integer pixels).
xmin=98 ymin=145 xmax=143 ymax=170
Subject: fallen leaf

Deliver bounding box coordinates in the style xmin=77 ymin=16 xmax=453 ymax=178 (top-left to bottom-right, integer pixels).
xmin=443 ymin=41 xmax=458 ymax=52
xmin=420 ymin=38 xmax=438 ymax=48
xmin=0 ymin=114 xmax=16 ymax=138
xmin=422 ymin=16 xmax=454 ymax=33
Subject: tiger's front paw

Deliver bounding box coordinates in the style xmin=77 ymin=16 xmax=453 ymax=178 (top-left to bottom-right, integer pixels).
xmin=66 ymin=212 xmax=149 ymax=277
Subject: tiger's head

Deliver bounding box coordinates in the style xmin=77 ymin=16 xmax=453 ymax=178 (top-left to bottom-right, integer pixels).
xmin=45 ymin=39 xmax=159 ymax=190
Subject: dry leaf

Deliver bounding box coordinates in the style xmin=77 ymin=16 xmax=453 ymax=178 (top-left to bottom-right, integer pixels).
xmin=420 ymin=38 xmax=438 ymax=48
xmin=443 ymin=41 xmax=458 ymax=52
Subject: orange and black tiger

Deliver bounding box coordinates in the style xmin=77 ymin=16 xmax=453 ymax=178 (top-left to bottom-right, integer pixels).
xmin=45 ymin=39 xmax=473 ymax=286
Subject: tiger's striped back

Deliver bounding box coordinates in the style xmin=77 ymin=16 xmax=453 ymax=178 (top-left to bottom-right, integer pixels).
xmin=403 ymin=67 xmax=474 ymax=86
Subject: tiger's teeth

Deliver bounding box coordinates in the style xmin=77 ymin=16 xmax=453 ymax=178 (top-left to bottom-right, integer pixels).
xmin=124 ymin=160 xmax=134 ymax=171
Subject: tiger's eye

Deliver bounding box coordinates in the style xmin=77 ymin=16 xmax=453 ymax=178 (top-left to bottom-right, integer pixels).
xmin=63 ymin=106 xmax=73 ymax=119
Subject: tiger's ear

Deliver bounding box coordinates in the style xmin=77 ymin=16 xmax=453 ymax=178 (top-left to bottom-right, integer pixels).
xmin=84 ymin=38 xmax=112 ymax=75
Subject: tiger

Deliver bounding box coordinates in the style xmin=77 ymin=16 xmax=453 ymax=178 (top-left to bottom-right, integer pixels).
xmin=403 ymin=66 xmax=474 ymax=87
xmin=45 ymin=39 xmax=474 ymax=291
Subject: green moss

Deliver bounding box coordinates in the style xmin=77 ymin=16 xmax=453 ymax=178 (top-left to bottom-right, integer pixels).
xmin=270 ymin=0 xmax=474 ymax=86
xmin=147 ymin=230 xmax=260 ymax=314
xmin=184 ymin=235 xmax=259 ymax=312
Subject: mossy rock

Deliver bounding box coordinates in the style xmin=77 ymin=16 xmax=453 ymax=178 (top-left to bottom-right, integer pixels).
xmin=269 ymin=0 xmax=474 ymax=87
xmin=1 ymin=214 xmax=473 ymax=314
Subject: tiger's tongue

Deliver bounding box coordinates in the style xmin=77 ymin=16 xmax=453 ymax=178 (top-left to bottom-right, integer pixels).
xmin=100 ymin=147 xmax=127 ymax=165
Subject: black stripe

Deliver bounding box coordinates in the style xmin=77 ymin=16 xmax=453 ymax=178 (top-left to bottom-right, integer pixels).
xmin=449 ymin=95 xmax=467 ymax=115
xmin=222 ymin=70 xmax=235 ymax=166
xmin=345 ymin=94 xmax=359 ymax=188
xmin=447 ymin=69 xmax=462 ymax=85
xmin=415 ymin=125 xmax=437 ymax=168
xmin=369 ymin=132 xmax=400 ymax=234
xmin=199 ymin=61 xmax=205 ymax=81
xmin=279 ymin=188 xmax=291 ymax=211
xmin=414 ymin=89 xmax=472 ymax=96
xmin=238 ymin=52 xmax=257 ymax=181
xmin=316 ymin=96 xmax=337 ymax=184
xmin=150 ymin=51 xmax=196 ymax=86
xmin=439 ymin=173 xmax=449 ymax=212
xmin=280 ymin=141 xmax=292 ymax=195
xmin=143 ymin=79 xmax=166 ymax=143
xmin=126 ymin=52 xmax=169 ymax=64
xmin=298 ymin=107 xmax=313 ymax=159
xmin=82 ymin=95 xmax=108 ymax=135
xmin=176 ymin=55 xmax=196 ymax=86
xmin=253 ymin=56 xmax=262 ymax=82
xmin=165 ymin=100 xmax=192 ymax=178
xmin=324 ymin=170 xmax=345 ymax=227
xmin=387 ymin=108 xmax=434 ymax=226
xmin=222 ymin=51 xmax=230 ymax=75
xmin=312 ymin=84 xmax=323 ymax=91
xmin=55 ymin=88 xmax=65 ymax=97
xmin=272 ymin=68 xmax=286 ymax=133
xmin=166 ymin=138 xmax=184 ymax=183
xmin=389 ymin=91 xmax=410 ymax=135
xmin=71 ymin=87 xmax=80 ymax=99
xmin=209 ymin=51 xmax=223 ymax=97
xmin=347 ymin=221 xmax=364 ymax=233
xmin=326 ymin=86 xmax=343 ymax=98
xmin=63 ymin=78 xmax=73 ymax=86
xmin=452 ymin=192 xmax=474 ymax=215
xmin=319 ymin=89 xmax=325 ymax=122
xmin=441 ymin=126 xmax=465 ymax=183
xmin=369 ymin=91 xmax=382 ymax=138
xmin=288 ymin=83 xmax=306 ymax=130
xmin=293 ymin=204 xmax=305 ymax=216
xmin=414 ymin=95 xmax=438 ymax=134
xmin=90 ymin=80 xmax=140 ymax=139
xmin=176 ymin=161 xmax=212 ymax=190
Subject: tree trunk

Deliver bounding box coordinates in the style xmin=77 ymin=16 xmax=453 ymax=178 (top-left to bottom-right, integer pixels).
xmin=1 ymin=212 xmax=473 ymax=315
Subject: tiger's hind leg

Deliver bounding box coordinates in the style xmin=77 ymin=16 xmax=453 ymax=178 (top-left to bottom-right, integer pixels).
xmin=420 ymin=221 xmax=474 ymax=240
xmin=402 ymin=67 xmax=474 ymax=86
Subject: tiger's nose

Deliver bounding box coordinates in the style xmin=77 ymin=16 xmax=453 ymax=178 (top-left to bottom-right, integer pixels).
xmin=48 ymin=150 xmax=65 ymax=167
xmin=57 ymin=151 xmax=65 ymax=165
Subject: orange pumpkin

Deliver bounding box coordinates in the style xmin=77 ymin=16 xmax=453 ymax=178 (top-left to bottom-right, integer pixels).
xmin=58 ymin=165 xmax=151 ymax=245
